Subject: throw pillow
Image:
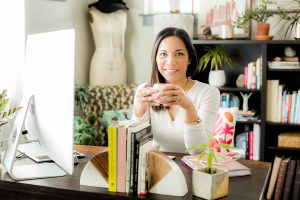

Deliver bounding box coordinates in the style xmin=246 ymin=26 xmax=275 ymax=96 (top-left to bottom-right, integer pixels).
xmin=102 ymin=108 xmax=133 ymax=129
xmin=213 ymin=107 xmax=238 ymax=153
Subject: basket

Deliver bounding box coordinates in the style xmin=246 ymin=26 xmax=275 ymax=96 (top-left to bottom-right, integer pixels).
xmin=278 ymin=132 xmax=300 ymax=148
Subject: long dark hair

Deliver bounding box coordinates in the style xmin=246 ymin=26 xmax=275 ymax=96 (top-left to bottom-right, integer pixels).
xmin=148 ymin=27 xmax=198 ymax=87
xmin=148 ymin=27 xmax=198 ymax=111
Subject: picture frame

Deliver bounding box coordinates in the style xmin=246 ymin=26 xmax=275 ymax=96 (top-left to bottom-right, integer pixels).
xmin=197 ymin=0 xmax=252 ymax=39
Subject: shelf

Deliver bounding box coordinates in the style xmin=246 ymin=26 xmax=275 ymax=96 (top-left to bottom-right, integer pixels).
xmin=266 ymin=122 xmax=300 ymax=126
xmin=236 ymin=120 xmax=261 ymax=124
xmin=268 ymin=68 xmax=300 ymax=72
xmin=266 ymin=146 xmax=300 ymax=151
xmin=192 ymin=39 xmax=300 ymax=45
xmin=218 ymin=87 xmax=261 ymax=92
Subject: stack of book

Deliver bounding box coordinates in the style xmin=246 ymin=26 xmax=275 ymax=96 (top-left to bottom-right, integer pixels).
xmin=267 ymin=80 xmax=300 ymax=123
xmin=266 ymin=156 xmax=300 ymax=200
xmin=268 ymin=61 xmax=300 ymax=69
xmin=233 ymin=124 xmax=261 ymax=161
xmin=243 ymin=56 xmax=263 ymax=90
xmin=108 ymin=119 xmax=159 ymax=195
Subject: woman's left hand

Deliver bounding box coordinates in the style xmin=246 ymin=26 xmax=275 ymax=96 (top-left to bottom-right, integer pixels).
xmin=152 ymin=84 xmax=193 ymax=109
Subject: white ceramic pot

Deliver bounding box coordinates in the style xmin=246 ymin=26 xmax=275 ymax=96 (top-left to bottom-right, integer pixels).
xmin=192 ymin=167 xmax=229 ymax=200
xmin=208 ymin=70 xmax=226 ymax=87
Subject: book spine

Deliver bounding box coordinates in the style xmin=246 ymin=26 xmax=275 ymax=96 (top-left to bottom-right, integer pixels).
xmin=274 ymin=159 xmax=289 ymax=200
xmin=292 ymin=160 xmax=300 ymax=200
xmin=244 ymin=66 xmax=248 ymax=88
xmin=108 ymin=126 xmax=117 ymax=192
xmin=248 ymin=131 xmax=254 ymax=160
xmin=253 ymin=124 xmax=260 ymax=161
xmin=282 ymin=160 xmax=296 ymax=200
xmin=117 ymin=127 xmax=127 ymax=193
xmin=267 ymin=156 xmax=283 ymax=199
xmin=130 ymin=125 xmax=151 ymax=194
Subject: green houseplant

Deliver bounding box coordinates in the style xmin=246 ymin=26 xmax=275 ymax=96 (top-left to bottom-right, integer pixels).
xmin=187 ymin=134 xmax=234 ymax=199
xmin=235 ymin=0 xmax=281 ymax=39
xmin=0 ymin=89 xmax=21 ymax=127
xmin=198 ymin=45 xmax=233 ymax=87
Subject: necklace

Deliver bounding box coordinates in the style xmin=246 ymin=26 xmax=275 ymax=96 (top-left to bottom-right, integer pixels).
xmin=183 ymin=78 xmax=190 ymax=91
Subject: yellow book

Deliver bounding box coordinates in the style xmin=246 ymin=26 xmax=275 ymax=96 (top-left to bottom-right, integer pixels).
xmin=108 ymin=126 xmax=117 ymax=192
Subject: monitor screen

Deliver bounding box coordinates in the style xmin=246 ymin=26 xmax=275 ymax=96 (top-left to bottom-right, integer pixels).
xmin=2 ymin=29 xmax=75 ymax=180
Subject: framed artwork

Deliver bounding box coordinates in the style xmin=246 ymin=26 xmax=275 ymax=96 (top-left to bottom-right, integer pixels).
xmin=197 ymin=0 xmax=251 ymax=38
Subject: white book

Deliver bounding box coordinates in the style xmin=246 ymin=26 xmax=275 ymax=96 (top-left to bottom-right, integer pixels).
xmin=253 ymin=124 xmax=261 ymax=161
xmin=295 ymin=89 xmax=300 ymax=123
xmin=256 ymin=57 xmax=261 ymax=89
xmin=137 ymin=141 xmax=159 ymax=195
xmin=125 ymin=118 xmax=150 ymax=193
xmin=277 ymin=85 xmax=284 ymax=122
xmin=266 ymin=80 xmax=279 ymax=122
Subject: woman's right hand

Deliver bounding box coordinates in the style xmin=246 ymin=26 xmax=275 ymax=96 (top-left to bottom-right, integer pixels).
xmin=134 ymin=87 xmax=159 ymax=117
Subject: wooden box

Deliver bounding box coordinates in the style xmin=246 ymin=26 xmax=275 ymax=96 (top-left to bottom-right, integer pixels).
xmin=278 ymin=132 xmax=300 ymax=148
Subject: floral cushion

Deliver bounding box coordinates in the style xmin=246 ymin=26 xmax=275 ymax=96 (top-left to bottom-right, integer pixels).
xmin=212 ymin=107 xmax=238 ymax=153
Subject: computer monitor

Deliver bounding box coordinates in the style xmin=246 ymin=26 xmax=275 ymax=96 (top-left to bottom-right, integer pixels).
xmin=2 ymin=29 xmax=75 ymax=180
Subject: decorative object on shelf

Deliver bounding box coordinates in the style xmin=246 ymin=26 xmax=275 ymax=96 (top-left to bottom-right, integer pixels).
xmin=219 ymin=25 xmax=234 ymax=39
xmin=197 ymin=0 xmax=249 ymax=39
xmin=187 ymin=134 xmax=233 ymax=200
xmin=240 ymin=92 xmax=253 ymax=111
xmin=284 ymin=46 xmax=296 ymax=57
xmin=236 ymin=74 xmax=245 ymax=88
xmin=169 ymin=0 xmax=180 ymax=13
xmin=235 ymin=0 xmax=283 ymax=40
xmin=197 ymin=45 xmax=233 ymax=87
xmin=153 ymin=14 xmax=194 ymax=39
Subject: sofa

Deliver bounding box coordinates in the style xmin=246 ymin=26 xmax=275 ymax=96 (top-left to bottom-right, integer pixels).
xmin=81 ymin=84 xmax=137 ymax=146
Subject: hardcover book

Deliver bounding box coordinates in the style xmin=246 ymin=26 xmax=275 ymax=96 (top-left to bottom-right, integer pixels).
xmin=273 ymin=157 xmax=290 ymax=200
xmin=266 ymin=156 xmax=283 ymax=199
xmin=282 ymin=160 xmax=296 ymax=200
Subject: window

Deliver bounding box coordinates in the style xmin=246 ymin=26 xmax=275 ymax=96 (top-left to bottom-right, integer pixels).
xmin=144 ymin=0 xmax=199 ymax=14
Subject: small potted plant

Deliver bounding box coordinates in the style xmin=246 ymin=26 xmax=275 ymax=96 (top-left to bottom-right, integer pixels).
xmin=0 ymin=89 xmax=21 ymax=128
xmin=187 ymin=134 xmax=234 ymax=200
xmin=235 ymin=0 xmax=281 ymax=40
xmin=197 ymin=45 xmax=233 ymax=87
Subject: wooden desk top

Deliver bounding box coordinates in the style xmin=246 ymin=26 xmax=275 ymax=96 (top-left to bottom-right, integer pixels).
xmin=0 ymin=145 xmax=271 ymax=200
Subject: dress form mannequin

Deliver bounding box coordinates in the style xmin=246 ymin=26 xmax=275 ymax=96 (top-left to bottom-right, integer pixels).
xmin=89 ymin=8 xmax=127 ymax=86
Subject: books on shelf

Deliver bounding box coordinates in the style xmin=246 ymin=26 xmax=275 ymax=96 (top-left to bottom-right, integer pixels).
xmin=282 ymin=160 xmax=296 ymax=200
xmin=266 ymin=81 xmax=300 ymax=123
xmin=273 ymin=157 xmax=290 ymax=200
xmin=268 ymin=61 xmax=300 ymax=69
xmin=181 ymin=154 xmax=251 ymax=177
xmin=243 ymin=57 xmax=262 ymax=89
xmin=267 ymin=155 xmax=283 ymax=199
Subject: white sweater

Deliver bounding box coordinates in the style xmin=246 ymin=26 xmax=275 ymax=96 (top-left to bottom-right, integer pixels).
xmin=133 ymin=81 xmax=220 ymax=153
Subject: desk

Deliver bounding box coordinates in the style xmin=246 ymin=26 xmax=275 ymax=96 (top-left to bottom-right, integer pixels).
xmin=0 ymin=145 xmax=271 ymax=200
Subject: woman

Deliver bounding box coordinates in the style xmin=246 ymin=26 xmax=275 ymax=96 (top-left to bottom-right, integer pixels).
xmin=132 ymin=27 xmax=220 ymax=154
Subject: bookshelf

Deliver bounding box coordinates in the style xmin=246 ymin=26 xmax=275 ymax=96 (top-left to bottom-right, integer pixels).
xmin=192 ymin=40 xmax=300 ymax=162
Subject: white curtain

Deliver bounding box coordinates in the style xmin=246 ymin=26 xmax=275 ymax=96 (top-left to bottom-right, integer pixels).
xmin=0 ymin=0 xmax=25 ymax=139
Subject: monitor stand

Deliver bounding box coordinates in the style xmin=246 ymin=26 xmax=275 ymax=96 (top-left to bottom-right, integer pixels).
xmin=2 ymin=95 xmax=66 ymax=180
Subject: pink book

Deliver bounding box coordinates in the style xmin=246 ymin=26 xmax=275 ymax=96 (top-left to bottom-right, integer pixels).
xmin=244 ymin=66 xmax=248 ymax=87
xmin=117 ymin=127 xmax=127 ymax=193
xmin=248 ymin=131 xmax=254 ymax=160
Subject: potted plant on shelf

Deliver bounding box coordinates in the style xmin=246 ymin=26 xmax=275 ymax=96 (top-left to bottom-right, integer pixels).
xmin=197 ymin=45 xmax=233 ymax=87
xmin=187 ymin=134 xmax=234 ymax=200
xmin=235 ymin=0 xmax=281 ymax=40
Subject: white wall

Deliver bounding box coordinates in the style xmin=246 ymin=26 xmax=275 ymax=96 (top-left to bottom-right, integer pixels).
xmin=25 ymin=0 xmax=153 ymax=85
